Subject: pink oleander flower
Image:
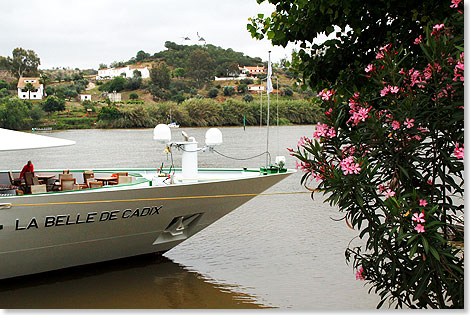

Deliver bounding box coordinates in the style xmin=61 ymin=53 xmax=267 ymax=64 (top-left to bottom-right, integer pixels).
xmin=384 ymin=189 xmax=395 ymax=199
xmin=380 ymin=86 xmax=390 ymax=97
xmin=379 ymin=44 xmax=391 ymax=52
xmin=392 ymin=121 xmax=400 ymax=130
xmin=348 ymin=106 xmax=372 ymax=126
xmin=310 ymin=170 xmax=323 ymax=182
xmin=414 ymin=35 xmax=423 ymax=45
xmin=431 ymin=24 xmax=446 ymax=37
xmin=339 ymin=156 xmax=361 ymax=175
xmin=376 ymin=51 xmax=385 ymax=59
xmin=433 ymin=24 xmax=445 ymax=32
xmin=295 ymin=160 xmax=300 ymax=170
xmin=412 ymin=212 xmax=426 ymax=223
xmin=451 ymin=0 xmax=462 ymax=8
xmin=454 ymin=143 xmax=464 ymax=159
xmin=356 ymin=266 xmax=365 ymax=280
xmin=365 ymin=64 xmax=374 ymax=73
xmin=378 ymin=184 xmax=386 ymax=193
xmin=313 ymin=123 xmax=336 ymax=141
xmin=419 ymin=199 xmax=428 ymax=207
xmin=297 ymin=137 xmax=305 ymax=147
xmin=404 ymin=118 xmax=414 ymax=129
xmin=415 ymin=224 xmax=425 ymax=233
xmin=317 ymin=89 xmax=335 ymax=101
xmin=390 ymin=86 xmax=399 ymax=94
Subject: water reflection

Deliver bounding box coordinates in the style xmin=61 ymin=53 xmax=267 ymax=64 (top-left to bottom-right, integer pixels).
xmin=0 ymin=254 xmax=266 ymax=309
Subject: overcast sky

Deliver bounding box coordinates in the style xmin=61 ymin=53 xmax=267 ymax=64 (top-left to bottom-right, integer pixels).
xmin=0 ymin=0 xmax=299 ymax=70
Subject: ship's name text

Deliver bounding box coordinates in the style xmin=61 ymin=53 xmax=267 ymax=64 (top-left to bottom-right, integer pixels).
xmin=15 ymin=205 xmax=163 ymax=230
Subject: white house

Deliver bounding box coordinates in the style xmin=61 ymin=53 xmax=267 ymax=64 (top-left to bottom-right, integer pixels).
xmin=17 ymin=77 xmax=44 ymax=100
xmin=107 ymin=92 xmax=121 ymax=102
xmin=96 ymin=66 xmax=150 ymax=80
xmin=80 ymin=93 xmax=92 ymax=101
xmin=239 ymin=66 xmax=266 ymax=76
xmin=248 ymin=85 xmax=265 ymax=92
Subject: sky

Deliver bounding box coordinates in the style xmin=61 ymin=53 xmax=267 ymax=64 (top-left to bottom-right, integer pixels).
xmin=0 ymin=0 xmax=299 ymax=70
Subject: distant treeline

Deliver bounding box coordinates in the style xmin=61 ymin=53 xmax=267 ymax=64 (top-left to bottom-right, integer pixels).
xmin=97 ymin=99 xmax=323 ymax=128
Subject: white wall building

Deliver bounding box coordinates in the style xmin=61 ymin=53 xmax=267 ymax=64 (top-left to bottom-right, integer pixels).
xmin=80 ymin=93 xmax=92 ymax=101
xmin=248 ymin=85 xmax=265 ymax=92
xmin=17 ymin=77 xmax=44 ymax=100
xmin=107 ymin=92 xmax=121 ymax=102
xmin=96 ymin=66 xmax=150 ymax=80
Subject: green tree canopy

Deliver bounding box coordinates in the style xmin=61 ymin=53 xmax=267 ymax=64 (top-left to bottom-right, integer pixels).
xmin=42 ymin=95 xmax=65 ymax=113
xmin=4 ymin=48 xmax=40 ymax=79
xmin=150 ymin=61 xmax=171 ymax=89
xmin=186 ymin=49 xmax=215 ymax=86
xmin=248 ymin=0 xmax=457 ymax=90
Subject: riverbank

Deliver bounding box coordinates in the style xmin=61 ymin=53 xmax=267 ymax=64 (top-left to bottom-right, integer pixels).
xmin=31 ymin=98 xmax=324 ymax=130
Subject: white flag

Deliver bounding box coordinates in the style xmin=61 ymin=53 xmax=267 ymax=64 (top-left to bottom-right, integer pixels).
xmin=266 ymin=59 xmax=273 ymax=94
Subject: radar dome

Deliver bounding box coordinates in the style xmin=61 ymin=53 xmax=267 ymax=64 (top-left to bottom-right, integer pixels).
xmin=153 ymin=124 xmax=171 ymax=143
xmin=205 ymin=128 xmax=223 ymax=146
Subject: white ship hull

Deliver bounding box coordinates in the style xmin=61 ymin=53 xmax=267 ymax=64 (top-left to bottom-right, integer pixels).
xmin=0 ymin=168 xmax=293 ymax=279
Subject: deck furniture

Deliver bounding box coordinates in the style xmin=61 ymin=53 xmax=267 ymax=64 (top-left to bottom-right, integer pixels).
xmin=88 ymin=181 xmax=103 ymax=188
xmin=30 ymin=184 xmax=47 ymax=194
xmin=117 ymin=175 xmax=133 ymax=184
xmin=60 ymin=178 xmax=76 ymax=191
xmin=8 ymin=171 xmax=21 ymax=186
xmin=83 ymin=171 xmax=94 ymax=188
xmin=94 ymin=176 xmax=116 ymax=186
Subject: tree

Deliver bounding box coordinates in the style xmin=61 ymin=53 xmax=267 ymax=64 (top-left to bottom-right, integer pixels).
xmin=150 ymin=61 xmax=171 ymax=89
xmin=208 ymin=88 xmax=219 ymax=98
xmin=186 ymin=49 xmax=215 ymax=87
xmin=5 ymin=48 xmax=40 ymax=79
xmin=99 ymin=63 xmax=108 ymax=69
xmin=289 ymin=5 xmax=464 ymax=309
xmin=133 ymin=69 xmax=142 ymax=78
xmin=173 ymin=67 xmax=185 ymax=78
xmin=237 ymin=84 xmax=248 ymax=94
xmin=129 ymin=92 xmax=139 ymax=100
xmin=242 ymin=94 xmax=254 ymax=102
xmin=135 ymin=50 xmax=150 ymax=63
xmin=223 ymin=86 xmax=235 ymax=96
xmin=248 ymin=0 xmax=457 ymax=91
xmin=0 ymin=98 xmax=31 ymax=129
xmin=42 ymin=95 xmax=65 ymax=113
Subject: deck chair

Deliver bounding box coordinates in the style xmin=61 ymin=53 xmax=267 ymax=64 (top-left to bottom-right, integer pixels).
xmin=52 ymin=173 xmax=73 ymax=190
xmin=108 ymin=172 xmax=129 ymax=185
xmin=23 ymin=172 xmax=35 ymax=194
xmin=117 ymin=175 xmax=133 ymax=184
xmin=88 ymin=181 xmax=103 ymax=188
xmin=8 ymin=171 xmax=21 ymax=186
xmin=83 ymin=171 xmax=95 ymax=188
xmin=60 ymin=178 xmax=76 ymax=191
xmin=30 ymin=184 xmax=47 ymax=194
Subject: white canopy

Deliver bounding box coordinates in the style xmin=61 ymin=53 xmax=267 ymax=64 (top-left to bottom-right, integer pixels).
xmin=0 ymin=128 xmax=75 ymax=151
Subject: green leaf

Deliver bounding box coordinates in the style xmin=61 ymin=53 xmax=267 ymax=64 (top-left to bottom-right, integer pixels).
xmin=429 ymin=246 xmax=440 ymax=261
xmin=409 ymin=242 xmax=418 ymax=258
xmin=421 ymin=236 xmax=429 ymax=254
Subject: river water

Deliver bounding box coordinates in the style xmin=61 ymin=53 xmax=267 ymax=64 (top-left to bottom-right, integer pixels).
xmin=0 ymin=125 xmax=380 ymax=309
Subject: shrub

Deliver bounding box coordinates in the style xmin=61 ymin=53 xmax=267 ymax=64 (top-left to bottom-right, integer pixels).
xmin=42 ymin=95 xmax=66 ymax=113
xmin=98 ymin=105 xmax=121 ymax=120
xmin=290 ymin=18 xmax=464 ymax=308
xmin=129 ymin=92 xmax=139 ymax=100
xmin=242 ymin=94 xmax=254 ymax=102
xmin=208 ymin=88 xmax=219 ymax=98
xmin=223 ymin=86 xmax=235 ymax=96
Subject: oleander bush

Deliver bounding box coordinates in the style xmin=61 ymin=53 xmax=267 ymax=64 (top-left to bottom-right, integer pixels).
xmin=290 ymin=13 xmax=464 ymax=309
